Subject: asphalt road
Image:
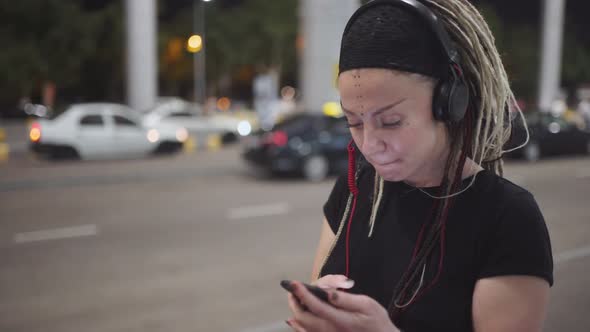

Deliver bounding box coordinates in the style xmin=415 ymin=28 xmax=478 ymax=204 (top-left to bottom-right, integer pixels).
xmin=0 ymin=147 xmax=589 ymax=332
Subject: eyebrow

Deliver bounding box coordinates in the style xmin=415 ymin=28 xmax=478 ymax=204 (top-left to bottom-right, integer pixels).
xmin=340 ymin=98 xmax=407 ymax=116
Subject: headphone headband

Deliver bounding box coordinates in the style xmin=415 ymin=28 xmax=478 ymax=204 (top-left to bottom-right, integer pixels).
xmin=343 ymin=0 xmax=461 ymax=68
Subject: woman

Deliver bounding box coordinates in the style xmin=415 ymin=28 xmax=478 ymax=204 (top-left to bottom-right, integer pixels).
xmin=285 ymin=0 xmax=553 ymax=331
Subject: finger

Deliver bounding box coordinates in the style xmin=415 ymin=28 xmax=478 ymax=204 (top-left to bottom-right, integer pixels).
xmin=291 ymin=281 xmax=342 ymax=320
xmin=292 ymin=311 xmax=330 ymax=332
xmin=288 ymin=293 xmax=308 ymax=314
xmin=314 ymin=274 xmax=355 ymax=289
xmin=289 ymin=289 xmax=330 ymax=331
xmin=326 ymin=289 xmax=377 ymax=314
xmin=286 ymin=318 xmax=307 ymax=332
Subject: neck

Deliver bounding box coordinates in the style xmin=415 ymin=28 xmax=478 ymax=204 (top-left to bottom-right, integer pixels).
xmin=403 ymin=140 xmax=484 ymax=188
xmin=404 ymin=135 xmax=451 ymax=188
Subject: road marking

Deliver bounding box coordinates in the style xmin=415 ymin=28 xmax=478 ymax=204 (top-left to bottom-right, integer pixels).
xmin=555 ymin=246 xmax=590 ymax=264
xmin=227 ymin=202 xmax=290 ymax=221
xmin=14 ymin=224 xmax=98 ymax=244
xmin=238 ymin=320 xmax=286 ymax=332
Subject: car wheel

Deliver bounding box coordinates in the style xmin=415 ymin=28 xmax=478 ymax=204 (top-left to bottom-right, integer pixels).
xmin=154 ymin=141 xmax=182 ymax=155
xmin=64 ymin=146 xmax=80 ymax=159
xmin=49 ymin=145 xmax=79 ymax=160
xmin=221 ymin=132 xmax=238 ymax=144
xmin=302 ymin=155 xmax=329 ymax=181
xmin=523 ymin=141 xmax=541 ymax=162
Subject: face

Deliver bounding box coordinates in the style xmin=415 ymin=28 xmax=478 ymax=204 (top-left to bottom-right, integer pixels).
xmin=338 ymin=68 xmax=449 ymax=184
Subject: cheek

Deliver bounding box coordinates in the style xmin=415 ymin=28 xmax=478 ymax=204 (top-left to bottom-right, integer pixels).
xmin=387 ymin=131 xmax=411 ymax=155
xmin=350 ymin=130 xmax=362 ymax=146
xmin=391 ymin=125 xmax=434 ymax=158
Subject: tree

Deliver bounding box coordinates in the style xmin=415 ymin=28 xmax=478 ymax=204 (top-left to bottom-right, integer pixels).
xmin=0 ymin=0 xmax=124 ymax=113
xmin=158 ymin=0 xmax=298 ymax=99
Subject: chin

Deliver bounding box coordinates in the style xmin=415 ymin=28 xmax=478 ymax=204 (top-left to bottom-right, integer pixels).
xmin=378 ymin=172 xmax=407 ymax=182
xmin=372 ymin=163 xmax=409 ymax=182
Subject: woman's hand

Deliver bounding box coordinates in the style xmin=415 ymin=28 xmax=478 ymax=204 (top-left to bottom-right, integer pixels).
xmin=285 ymin=280 xmax=400 ymax=332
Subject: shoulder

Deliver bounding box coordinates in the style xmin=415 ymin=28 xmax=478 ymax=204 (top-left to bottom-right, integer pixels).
xmin=470 ymin=170 xmax=548 ymax=241
xmin=471 ymin=170 xmax=541 ymax=217
xmin=472 ymin=171 xmax=553 ymax=285
xmin=473 ymin=169 xmax=530 ymax=198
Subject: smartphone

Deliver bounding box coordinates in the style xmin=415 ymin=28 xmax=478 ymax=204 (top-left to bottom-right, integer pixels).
xmin=280 ymin=280 xmax=331 ymax=304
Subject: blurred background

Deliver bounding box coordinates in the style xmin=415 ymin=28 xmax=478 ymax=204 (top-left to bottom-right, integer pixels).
xmin=0 ymin=0 xmax=589 ymax=331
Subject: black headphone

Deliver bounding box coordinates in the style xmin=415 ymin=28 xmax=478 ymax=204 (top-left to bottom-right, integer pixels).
xmin=343 ymin=0 xmax=470 ymax=123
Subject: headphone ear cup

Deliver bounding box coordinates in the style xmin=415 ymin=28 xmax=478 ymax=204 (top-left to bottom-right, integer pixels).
xmin=448 ymin=80 xmax=470 ymax=122
xmin=432 ymin=80 xmax=450 ymax=122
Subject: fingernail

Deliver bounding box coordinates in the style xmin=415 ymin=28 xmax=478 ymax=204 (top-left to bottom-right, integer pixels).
xmin=344 ymin=279 xmax=355 ymax=287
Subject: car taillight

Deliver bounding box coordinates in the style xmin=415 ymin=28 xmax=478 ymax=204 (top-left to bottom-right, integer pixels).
xmin=263 ymin=130 xmax=288 ymax=147
xmin=29 ymin=122 xmax=41 ymax=142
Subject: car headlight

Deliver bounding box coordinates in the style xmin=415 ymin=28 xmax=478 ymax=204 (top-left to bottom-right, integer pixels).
xmin=237 ymin=120 xmax=252 ymax=136
xmin=147 ymin=129 xmax=160 ymax=143
xmin=176 ymin=128 xmax=189 ymax=142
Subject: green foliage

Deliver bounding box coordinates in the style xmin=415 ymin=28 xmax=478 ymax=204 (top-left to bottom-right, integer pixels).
xmin=562 ymin=23 xmax=590 ymax=88
xmin=0 ymin=0 xmax=123 ymax=108
xmin=159 ymin=0 xmax=299 ymax=97
xmin=478 ymin=4 xmax=539 ymax=100
xmin=479 ymin=3 xmax=590 ymax=101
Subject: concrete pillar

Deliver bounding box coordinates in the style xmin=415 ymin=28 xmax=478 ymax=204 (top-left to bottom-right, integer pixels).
xmin=538 ymin=0 xmax=566 ymax=111
xmin=300 ymin=0 xmax=359 ymax=112
xmin=125 ymin=0 xmax=158 ymax=112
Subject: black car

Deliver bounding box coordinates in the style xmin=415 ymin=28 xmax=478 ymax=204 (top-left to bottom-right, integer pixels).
xmin=242 ymin=112 xmax=351 ymax=180
xmin=506 ymin=111 xmax=590 ymax=161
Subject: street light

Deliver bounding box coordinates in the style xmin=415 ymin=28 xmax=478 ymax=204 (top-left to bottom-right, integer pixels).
xmin=187 ymin=34 xmax=203 ymax=53
xmin=193 ymin=0 xmax=212 ymax=108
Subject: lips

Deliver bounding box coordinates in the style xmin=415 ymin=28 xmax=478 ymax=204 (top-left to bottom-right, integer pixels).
xmin=370 ymin=159 xmax=401 ymax=167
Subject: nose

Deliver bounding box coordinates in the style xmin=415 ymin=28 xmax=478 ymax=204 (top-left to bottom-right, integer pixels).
xmin=361 ymin=127 xmax=385 ymax=156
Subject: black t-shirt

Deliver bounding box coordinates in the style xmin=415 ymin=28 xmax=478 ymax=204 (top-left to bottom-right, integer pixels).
xmin=321 ymin=167 xmax=553 ymax=332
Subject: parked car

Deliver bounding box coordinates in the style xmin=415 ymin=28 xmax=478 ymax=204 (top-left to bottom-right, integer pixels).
xmin=242 ymin=112 xmax=351 ymax=181
xmin=506 ymin=111 xmax=590 ymax=161
xmin=143 ymin=97 xmax=256 ymax=143
xmin=29 ymin=103 xmax=187 ymax=160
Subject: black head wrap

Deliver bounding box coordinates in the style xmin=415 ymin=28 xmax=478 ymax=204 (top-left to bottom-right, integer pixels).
xmin=339 ymin=1 xmax=447 ymax=79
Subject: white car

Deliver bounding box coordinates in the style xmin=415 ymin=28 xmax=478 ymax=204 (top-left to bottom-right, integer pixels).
xmin=29 ymin=103 xmax=188 ymax=160
xmin=143 ymin=97 xmax=255 ymax=142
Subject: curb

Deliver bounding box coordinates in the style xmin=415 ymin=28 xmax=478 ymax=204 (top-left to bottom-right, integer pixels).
xmin=0 ymin=127 xmax=7 ymax=163
xmin=182 ymin=133 xmax=223 ymax=153
xmin=0 ymin=142 xmax=8 ymax=163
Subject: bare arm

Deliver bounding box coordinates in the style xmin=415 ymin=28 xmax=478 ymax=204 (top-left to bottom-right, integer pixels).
xmin=310 ymin=218 xmax=336 ymax=282
xmin=472 ymin=276 xmax=550 ymax=332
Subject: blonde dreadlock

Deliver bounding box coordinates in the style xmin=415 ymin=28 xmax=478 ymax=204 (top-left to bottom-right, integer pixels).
xmin=427 ymin=0 xmax=529 ymax=177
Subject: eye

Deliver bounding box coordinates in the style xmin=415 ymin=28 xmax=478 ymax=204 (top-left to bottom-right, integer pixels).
xmin=381 ymin=120 xmax=401 ymax=128
xmin=344 ymin=116 xmax=362 ymax=128
xmin=346 ymin=122 xmax=363 ymax=128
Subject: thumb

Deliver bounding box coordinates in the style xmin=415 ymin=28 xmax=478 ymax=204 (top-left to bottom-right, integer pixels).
xmin=314 ymin=274 xmax=355 ymax=290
